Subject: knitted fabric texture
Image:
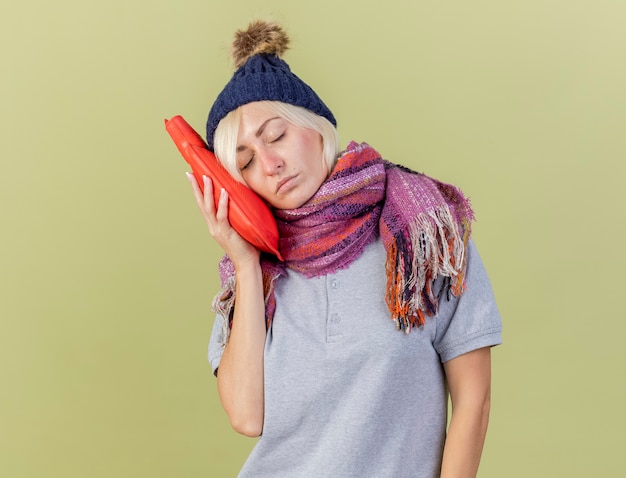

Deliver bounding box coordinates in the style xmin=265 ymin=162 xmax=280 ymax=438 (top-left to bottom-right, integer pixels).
xmin=206 ymin=54 xmax=336 ymax=150
xmin=212 ymin=142 xmax=474 ymax=344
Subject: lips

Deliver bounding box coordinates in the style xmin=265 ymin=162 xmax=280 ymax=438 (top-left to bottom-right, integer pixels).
xmin=276 ymin=175 xmax=296 ymax=194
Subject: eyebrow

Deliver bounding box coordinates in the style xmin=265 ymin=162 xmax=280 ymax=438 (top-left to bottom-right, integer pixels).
xmin=236 ymin=117 xmax=281 ymax=152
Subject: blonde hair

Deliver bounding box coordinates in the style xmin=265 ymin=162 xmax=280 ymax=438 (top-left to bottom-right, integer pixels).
xmin=213 ymin=101 xmax=340 ymax=183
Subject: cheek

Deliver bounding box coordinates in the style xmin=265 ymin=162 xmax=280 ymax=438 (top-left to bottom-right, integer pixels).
xmin=316 ymin=146 xmax=329 ymax=179
xmin=304 ymin=133 xmax=325 ymax=172
xmin=316 ymin=157 xmax=329 ymax=180
xmin=240 ymin=171 xmax=267 ymax=197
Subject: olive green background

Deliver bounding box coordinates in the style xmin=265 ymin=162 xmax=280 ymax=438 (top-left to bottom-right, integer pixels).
xmin=1 ymin=0 xmax=624 ymax=476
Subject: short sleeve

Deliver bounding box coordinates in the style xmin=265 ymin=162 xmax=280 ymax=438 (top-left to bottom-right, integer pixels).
xmin=433 ymin=239 xmax=502 ymax=363
xmin=208 ymin=313 xmax=227 ymax=376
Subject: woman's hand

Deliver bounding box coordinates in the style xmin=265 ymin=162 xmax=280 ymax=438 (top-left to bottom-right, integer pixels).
xmin=186 ymin=173 xmax=260 ymax=268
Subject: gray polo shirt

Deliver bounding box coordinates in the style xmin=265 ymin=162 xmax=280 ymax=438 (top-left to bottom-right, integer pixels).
xmin=208 ymin=239 xmax=502 ymax=477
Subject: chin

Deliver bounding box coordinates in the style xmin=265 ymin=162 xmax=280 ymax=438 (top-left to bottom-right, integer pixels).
xmin=272 ymin=196 xmax=308 ymax=210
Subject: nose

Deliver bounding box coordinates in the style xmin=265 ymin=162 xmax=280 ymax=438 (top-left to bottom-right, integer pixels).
xmin=258 ymin=148 xmax=284 ymax=176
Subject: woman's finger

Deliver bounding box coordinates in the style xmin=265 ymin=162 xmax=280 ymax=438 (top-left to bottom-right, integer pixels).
xmin=186 ymin=172 xmax=205 ymax=211
xmin=215 ymin=187 xmax=229 ymax=223
xmin=202 ymin=175 xmax=218 ymax=217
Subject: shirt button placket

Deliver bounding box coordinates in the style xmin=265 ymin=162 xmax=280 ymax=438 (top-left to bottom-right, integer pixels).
xmin=327 ymin=278 xmax=342 ymax=340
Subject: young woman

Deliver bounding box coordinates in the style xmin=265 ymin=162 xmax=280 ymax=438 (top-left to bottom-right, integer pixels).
xmin=187 ymin=20 xmax=502 ymax=478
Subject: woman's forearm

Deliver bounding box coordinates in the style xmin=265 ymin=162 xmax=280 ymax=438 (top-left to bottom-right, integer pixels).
xmin=440 ymin=396 xmax=490 ymax=478
xmin=216 ymin=260 xmax=267 ymax=437
xmin=440 ymin=347 xmax=492 ymax=478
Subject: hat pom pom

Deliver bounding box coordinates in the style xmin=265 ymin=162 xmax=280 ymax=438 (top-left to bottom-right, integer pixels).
xmin=232 ymin=20 xmax=290 ymax=69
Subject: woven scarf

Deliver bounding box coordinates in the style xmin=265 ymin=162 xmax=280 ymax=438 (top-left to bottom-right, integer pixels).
xmin=212 ymin=141 xmax=474 ymax=344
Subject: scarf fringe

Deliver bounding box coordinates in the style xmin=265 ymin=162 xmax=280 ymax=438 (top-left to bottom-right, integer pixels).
xmin=385 ymin=204 xmax=470 ymax=333
xmin=212 ymin=275 xmax=235 ymax=347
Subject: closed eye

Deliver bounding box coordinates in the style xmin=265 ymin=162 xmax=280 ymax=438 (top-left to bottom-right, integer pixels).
xmin=239 ymin=154 xmax=253 ymax=171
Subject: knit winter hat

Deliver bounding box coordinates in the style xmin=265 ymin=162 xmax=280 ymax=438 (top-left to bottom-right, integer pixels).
xmin=205 ymin=20 xmax=336 ymax=150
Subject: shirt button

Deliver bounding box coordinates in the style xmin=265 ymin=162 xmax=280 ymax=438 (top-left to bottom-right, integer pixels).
xmin=331 ymin=279 xmax=340 ymax=289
